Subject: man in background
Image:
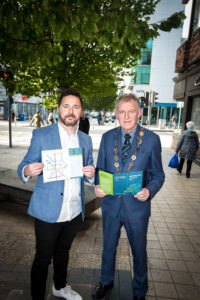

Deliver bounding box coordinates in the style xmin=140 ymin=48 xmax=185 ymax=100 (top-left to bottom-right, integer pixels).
xmin=79 ymin=111 xmax=90 ymax=134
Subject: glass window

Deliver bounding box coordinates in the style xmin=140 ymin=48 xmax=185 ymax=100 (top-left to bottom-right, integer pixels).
xmin=138 ymin=49 xmax=152 ymax=65
xmin=130 ymin=39 xmax=152 ymax=85
xmin=192 ymin=0 xmax=200 ymax=33
xmin=134 ymin=66 xmax=150 ymax=84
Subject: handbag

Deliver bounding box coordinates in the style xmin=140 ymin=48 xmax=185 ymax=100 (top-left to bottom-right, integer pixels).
xmin=168 ymin=153 xmax=179 ymax=168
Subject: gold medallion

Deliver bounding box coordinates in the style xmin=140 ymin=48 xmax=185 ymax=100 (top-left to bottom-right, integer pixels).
xmin=139 ymin=131 xmax=144 ymax=136
xmin=113 ymin=127 xmax=144 ymax=174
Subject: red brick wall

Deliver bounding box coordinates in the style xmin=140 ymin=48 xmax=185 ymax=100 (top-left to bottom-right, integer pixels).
xmin=175 ymin=27 xmax=200 ymax=73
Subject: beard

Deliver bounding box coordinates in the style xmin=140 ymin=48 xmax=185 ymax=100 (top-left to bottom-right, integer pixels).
xmin=59 ymin=113 xmax=79 ymax=127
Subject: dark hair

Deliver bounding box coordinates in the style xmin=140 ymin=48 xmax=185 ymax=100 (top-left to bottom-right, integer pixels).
xmin=58 ymin=88 xmax=83 ymax=108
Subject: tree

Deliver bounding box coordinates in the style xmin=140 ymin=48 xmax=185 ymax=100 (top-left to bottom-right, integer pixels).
xmin=13 ymin=40 xmax=122 ymax=110
xmin=0 ymin=0 xmax=185 ymax=73
xmin=86 ymin=94 xmax=117 ymax=113
xmin=0 ymin=0 xmax=185 ymax=103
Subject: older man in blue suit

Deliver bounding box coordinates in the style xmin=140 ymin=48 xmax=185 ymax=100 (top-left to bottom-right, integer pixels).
xmin=92 ymin=93 xmax=165 ymax=300
xmin=18 ymin=88 xmax=95 ymax=300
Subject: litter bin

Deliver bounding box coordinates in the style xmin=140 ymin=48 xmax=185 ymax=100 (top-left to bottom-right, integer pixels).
xmin=19 ymin=113 xmax=26 ymax=121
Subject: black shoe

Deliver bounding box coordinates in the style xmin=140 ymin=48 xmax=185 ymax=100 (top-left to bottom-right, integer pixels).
xmin=186 ymin=174 xmax=190 ymax=178
xmin=177 ymin=168 xmax=181 ymax=174
xmin=92 ymin=281 xmax=114 ymax=299
xmin=134 ymin=296 xmax=146 ymax=300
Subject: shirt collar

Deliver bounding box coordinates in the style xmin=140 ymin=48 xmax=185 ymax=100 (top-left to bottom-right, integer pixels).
xmin=58 ymin=121 xmax=78 ymax=137
xmin=121 ymin=126 xmax=137 ymax=139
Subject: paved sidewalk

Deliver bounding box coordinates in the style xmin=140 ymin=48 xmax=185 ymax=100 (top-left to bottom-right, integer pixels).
xmin=0 ymin=120 xmax=200 ymax=300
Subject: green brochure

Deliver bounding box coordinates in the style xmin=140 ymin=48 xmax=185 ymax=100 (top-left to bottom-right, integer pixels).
xmin=99 ymin=170 xmax=143 ymax=195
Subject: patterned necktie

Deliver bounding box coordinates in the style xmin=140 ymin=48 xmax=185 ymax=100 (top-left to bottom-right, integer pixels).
xmin=122 ymin=134 xmax=131 ymax=163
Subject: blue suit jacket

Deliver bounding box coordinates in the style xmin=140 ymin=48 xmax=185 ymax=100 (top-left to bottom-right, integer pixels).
xmin=17 ymin=123 xmax=94 ymax=223
xmin=95 ymin=124 xmax=165 ymax=220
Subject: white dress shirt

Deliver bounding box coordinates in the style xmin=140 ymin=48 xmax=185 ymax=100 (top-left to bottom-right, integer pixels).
xmin=57 ymin=123 xmax=82 ymax=222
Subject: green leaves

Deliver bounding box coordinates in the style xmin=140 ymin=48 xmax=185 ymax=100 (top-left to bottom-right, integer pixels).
xmin=158 ymin=12 xmax=186 ymax=32
xmin=0 ymin=0 xmax=186 ymax=103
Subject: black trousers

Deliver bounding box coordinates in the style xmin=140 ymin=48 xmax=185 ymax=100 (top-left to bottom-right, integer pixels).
xmin=31 ymin=213 xmax=83 ymax=300
xmin=177 ymin=158 xmax=193 ymax=177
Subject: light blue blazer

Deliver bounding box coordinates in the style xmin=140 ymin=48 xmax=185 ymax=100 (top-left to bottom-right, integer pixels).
xmin=95 ymin=124 xmax=165 ymax=220
xmin=17 ymin=123 xmax=94 ymax=223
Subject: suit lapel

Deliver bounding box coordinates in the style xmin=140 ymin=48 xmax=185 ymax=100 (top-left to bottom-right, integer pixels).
xmin=44 ymin=123 xmax=62 ymax=150
xmin=52 ymin=123 xmax=62 ymax=149
xmin=114 ymin=127 xmax=123 ymax=173
xmin=78 ymin=131 xmax=86 ymax=165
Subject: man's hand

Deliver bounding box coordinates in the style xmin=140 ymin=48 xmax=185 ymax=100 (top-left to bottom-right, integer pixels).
xmin=82 ymin=165 xmax=95 ymax=179
xmin=24 ymin=163 xmax=44 ymax=177
xmin=134 ymin=188 xmax=150 ymax=201
xmin=95 ymin=185 xmax=108 ymax=198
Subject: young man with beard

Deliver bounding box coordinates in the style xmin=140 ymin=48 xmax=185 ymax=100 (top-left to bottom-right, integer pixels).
xmin=18 ymin=88 xmax=95 ymax=300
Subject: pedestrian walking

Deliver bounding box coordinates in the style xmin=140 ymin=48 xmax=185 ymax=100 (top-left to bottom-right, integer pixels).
xmin=97 ymin=112 xmax=101 ymax=125
xmin=176 ymin=121 xmax=199 ymax=178
xmin=30 ymin=110 xmax=44 ymax=128
xmin=11 ymin=110 xmax=15 ymax=122
xmin=47 ymin=112 xmax=55 ymax=125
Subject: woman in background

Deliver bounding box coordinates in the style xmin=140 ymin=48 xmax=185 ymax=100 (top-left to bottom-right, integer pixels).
xmin=176 ymin=121 xmax=199 ymax=178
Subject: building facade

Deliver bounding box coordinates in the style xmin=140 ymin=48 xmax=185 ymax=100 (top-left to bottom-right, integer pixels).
xmin=0 ymin=85 xmax=48 ymax=122
xmin=127 ymin=0 xmax=185 ymax=128
xmin=173 ymin=0 xmax=200 ymax=161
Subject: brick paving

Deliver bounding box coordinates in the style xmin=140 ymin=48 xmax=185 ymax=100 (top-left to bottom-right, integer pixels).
xmin=0 ymin=120 xmax=200 ymax=300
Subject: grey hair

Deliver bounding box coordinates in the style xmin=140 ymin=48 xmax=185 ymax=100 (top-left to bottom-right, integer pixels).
xmin=115 ymin=93 xmax=140 ymax=111
xmin=186 ymin=121 xmax=194 ymax=129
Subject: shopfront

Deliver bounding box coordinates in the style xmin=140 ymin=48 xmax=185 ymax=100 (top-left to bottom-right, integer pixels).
xmin=173 ymin=64 xmax=200 ymax=162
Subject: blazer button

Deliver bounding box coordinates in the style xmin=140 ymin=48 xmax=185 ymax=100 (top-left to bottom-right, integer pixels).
xmin=60 ymin=193 xmax=63 ymax=196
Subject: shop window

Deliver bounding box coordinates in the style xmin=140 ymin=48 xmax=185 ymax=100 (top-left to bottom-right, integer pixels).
xmin=192 ymin=0 xmax=200 ymax=33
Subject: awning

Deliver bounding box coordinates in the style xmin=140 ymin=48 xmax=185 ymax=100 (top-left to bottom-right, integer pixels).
xmin=155 ymin=103 xmax=177 ymax=107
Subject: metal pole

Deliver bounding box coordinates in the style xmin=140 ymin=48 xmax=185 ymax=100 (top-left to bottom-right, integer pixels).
xmin=156 ymin=106 xmax=160 ymax=127
xmin=8 ymin=95 xmax=12 ymax=148
xmin=178 ymin=107 xmax=181 ymax=130
xmin=147 ymin=90 xmax=152 ymax=130
xmin=141 ymin=108 xmax=143 ymax=126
